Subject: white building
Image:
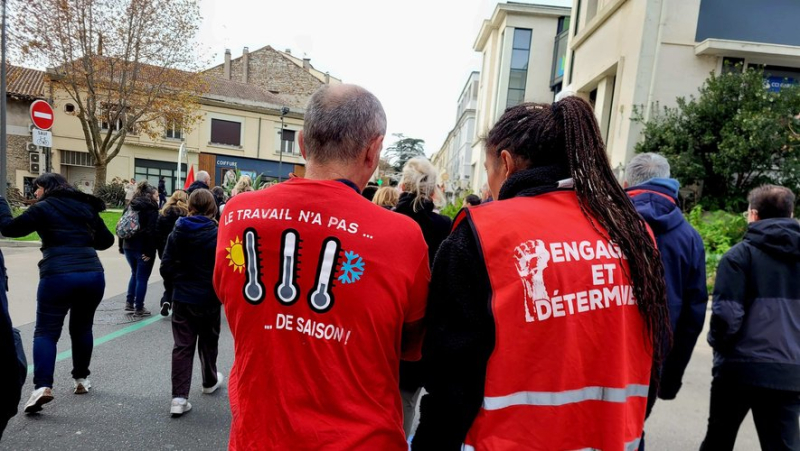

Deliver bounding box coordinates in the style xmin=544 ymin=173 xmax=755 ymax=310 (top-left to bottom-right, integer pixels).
xmin=470 ymin=2 xmax=572 ymax=193
xmin=432 ymin=71 xmax=479 ymax=202
xmin=563 ymin=0 xmax=800 ymax=174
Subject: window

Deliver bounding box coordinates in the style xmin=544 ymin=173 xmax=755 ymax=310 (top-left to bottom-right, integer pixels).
xmin=507 ymin=28 xmax=531 ymax=108
xmin=61 ymin=150 xmax=96 ymax=167
xmin=279 ymin=129 xmax=296 ymax=154
xmin=210 ymin=119 xmax=242 ymax=147
xmin=64 ymin=103 xmax=75 ymax=114
xmin=165 ymin=120 xmax=183 ymax=140
xmin=134 ymin=158 xmax=187 ymax=195
xmin=557 ymin=16 xmax=571 ymax=34
xmin=722 ymin=57 xmax=745 ymax=74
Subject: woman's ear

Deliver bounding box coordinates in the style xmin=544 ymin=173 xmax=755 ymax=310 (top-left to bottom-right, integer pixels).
xmin=499 ymin=149 xmax=518 ymax=178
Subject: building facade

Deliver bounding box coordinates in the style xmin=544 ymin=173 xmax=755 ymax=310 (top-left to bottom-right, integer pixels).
xmin=47 ymin=75 xmax=306 ymax=194
xmin=470 ymin=2 xmax=572 ymax=193
xmin=432 ymin=71 xmax=479 ymax=202
xmin=563 ymin=0 xmax=800 ymax=174
xmin=5 ymin=65 xmax=46 ymax=198
xmin=205 ymin=46 xmax=342 ymax=108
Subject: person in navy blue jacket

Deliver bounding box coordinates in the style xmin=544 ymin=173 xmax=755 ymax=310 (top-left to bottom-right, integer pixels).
xmin=624 ymin=154 xmax=707 ymax=416
xmin=701 ymin=185 xmax=800 ymax=450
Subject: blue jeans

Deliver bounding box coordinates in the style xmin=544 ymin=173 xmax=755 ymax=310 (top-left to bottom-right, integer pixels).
xmin=124 ymin=249 xmax=155 ymax=310
xmin=33 ymin=272 xmax=105 ymax=389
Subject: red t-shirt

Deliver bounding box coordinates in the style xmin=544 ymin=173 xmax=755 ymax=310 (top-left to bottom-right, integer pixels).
xmin=213 ymin=178 xmax=430 ymax=450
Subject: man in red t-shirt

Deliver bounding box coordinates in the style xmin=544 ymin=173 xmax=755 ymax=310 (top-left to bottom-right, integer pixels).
xmin=213 ymin=84 xmax=430 ymax=450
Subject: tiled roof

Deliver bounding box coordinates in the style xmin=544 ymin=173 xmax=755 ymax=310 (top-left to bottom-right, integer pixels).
xmin=203 ymin=76 xmax=287 ymax=106
xmin=7 ymin=65 xmax=45 ymax=99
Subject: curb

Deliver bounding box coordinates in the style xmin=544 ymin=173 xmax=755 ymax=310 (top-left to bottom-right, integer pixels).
xmin=0 ymin=239 xmax=41 ymax=248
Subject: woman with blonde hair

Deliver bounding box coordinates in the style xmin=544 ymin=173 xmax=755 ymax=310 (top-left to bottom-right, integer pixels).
xmin=394 ymin=156 xmax=452 ymax=437
xmin=372 ymin=186 xmax=399 ymax=209
xmin=160 ymin=189 xmax=223 ymax=416
xmin=156 ymin=189 xmax=190 ymax=316
xmin=230 ymin=175 xmax=254 ymax=197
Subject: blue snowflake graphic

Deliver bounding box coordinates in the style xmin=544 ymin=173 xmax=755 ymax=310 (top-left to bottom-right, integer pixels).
xmin=338 ymin=251 xmax=365 ymax=284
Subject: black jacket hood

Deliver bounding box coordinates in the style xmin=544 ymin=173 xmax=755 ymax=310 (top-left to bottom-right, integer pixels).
xmin=745 ymin=218 xmax=800 ymax=259
xmin=130 ymin=196 xmax=158 ymax=211
xmin=41 ymin=190 xmax=106 ymax=223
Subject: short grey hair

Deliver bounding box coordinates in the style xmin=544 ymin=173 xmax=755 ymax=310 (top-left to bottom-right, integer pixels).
xmin=626 ymin=153 xmax=670 ymax=187
xmin=196 ymin=170 xmax=210 ymax=183
xmin=302 ymin=84 xmax=387 ymax=163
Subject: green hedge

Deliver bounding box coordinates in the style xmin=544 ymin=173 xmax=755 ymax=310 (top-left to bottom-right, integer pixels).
xmin=686 ymin=206 xmax=748 ymax=292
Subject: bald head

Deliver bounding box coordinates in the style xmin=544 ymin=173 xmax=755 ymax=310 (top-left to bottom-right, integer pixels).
xmin=302 ymin=84 xmax=386 ymax=164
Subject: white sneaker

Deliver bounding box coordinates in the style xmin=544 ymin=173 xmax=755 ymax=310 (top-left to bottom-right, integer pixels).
xmin=202 ymin=372 xmax=224 ymax=394
xmin=24 ymin=387 xmax=54 ymax=414
xmin=170 ymin=397 xmax=192 ymax=416
xmin=74 ymin=378 xmax=91 ymax=394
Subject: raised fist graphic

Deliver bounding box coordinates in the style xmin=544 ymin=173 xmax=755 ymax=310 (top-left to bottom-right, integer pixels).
xmin=514 ymin=240 xmax=550 ymax=322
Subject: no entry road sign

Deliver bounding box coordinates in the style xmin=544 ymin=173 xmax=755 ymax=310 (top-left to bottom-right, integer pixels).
xmin=30 ymin=100 xmax=54 ymax=130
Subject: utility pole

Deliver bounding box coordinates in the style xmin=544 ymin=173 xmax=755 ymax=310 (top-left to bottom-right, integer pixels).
xmin=0 ymin=0 xmax=7 ymax=198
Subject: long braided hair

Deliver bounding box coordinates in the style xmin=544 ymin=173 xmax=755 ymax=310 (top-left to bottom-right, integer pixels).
xmin=486 ymin=96 xmax=671 ymax=362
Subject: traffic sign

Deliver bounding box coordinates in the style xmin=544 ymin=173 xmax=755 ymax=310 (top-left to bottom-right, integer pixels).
xmin=32 ymin=129 xmax=52 ymax=147
xmin=30 ymin=100 xmax=54 ymax=130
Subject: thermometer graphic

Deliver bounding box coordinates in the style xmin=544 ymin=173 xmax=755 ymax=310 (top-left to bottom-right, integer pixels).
xmin=275 ymin=229 xmax=300 ymax=305
xmin=242 ymin=228 xmax=266 ymax=304
xmin=308 ymin=237 xmax=341 ymax=313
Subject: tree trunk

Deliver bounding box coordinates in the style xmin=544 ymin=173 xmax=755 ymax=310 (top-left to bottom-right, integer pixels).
xmin=94 ymin=163 xmax=108 ymax=195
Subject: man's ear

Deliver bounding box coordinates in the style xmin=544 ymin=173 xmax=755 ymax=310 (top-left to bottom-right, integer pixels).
xmin=298 ymin=130 xmax=308 ymax=160
xmin=364 ymin=135 xmax=384 ymax=169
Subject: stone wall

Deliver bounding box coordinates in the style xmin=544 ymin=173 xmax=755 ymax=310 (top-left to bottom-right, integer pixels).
xmin=206 ymin=46 xmax=323 ymax=108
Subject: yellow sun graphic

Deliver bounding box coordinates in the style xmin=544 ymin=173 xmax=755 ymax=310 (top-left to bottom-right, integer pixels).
xmin=226 ymin=236 xmax=245 ymax=273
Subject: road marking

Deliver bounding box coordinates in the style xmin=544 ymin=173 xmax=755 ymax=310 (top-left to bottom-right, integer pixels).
xmin=26 ymin=315 xmax=164 ymax=372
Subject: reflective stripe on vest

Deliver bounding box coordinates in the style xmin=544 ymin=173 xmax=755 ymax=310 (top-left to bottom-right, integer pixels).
xmin=483 ymin=383 xmax=649 ymax=410
xmin=463 ymin=437 xmax=642 ymax=451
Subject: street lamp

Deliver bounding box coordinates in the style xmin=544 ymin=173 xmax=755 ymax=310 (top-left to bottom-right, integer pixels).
xmin=278 ymin=106 xmax=290 ymax=182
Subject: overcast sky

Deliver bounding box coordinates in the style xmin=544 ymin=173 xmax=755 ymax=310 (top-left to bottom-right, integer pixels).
xmin=198 ymin=0 xmax=572 ymax=156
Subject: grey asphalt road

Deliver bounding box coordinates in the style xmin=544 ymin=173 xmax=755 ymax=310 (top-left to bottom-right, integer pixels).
xmin=0 ymin=245 xmax=762 ymax=450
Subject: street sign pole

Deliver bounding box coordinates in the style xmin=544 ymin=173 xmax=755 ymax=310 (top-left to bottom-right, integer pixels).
xmin=0 ymin=0 xmax=7 ymax=197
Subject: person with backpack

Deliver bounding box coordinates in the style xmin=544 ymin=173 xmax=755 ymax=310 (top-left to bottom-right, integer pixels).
xmin=0 ymin=173 xmax=114 ymax=414
xmin=120 ymin=181 xmax=160 ymax=317
xmin=160 ymin=189 xmax=223 ymax=416
xmin=156 ymin=190 xmax=189 ymax=316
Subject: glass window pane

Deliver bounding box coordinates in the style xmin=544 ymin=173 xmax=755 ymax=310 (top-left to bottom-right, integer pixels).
xmin=161 ymin=169 xmax=172 ymax=176
xmin=211 ymin=119 xmax=242 ymax=146
xmin=513 ymin=29 xmax=532 ymax=50
xmin=135 ymin=167 xmax=146 ymax=174
xmin=507 ymin=89 xmax=525 ymax=108
xmin=511 ymin=49 xmax=529 ymax=70
xmin=510 ymin=69 xmax=527 ymax=90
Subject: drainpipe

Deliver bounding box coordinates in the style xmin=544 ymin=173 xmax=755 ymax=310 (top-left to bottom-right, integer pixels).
xmin=645 ymin=0 xmax=669 ymax=121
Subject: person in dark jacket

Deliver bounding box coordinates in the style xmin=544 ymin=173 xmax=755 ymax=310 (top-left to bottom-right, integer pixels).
xmin=186 ymin=170 xmax=210 ymax=194
xmin=156 ymin=190 xmax=189 ymax=316
xmin=0 ymin=251 xmax=26 ymax=439
xmin=701 ymin=184 xmax=800 ymax=451
xmin=412 ymin=98 xmax=669 ymax=450
xmin=122 ymin=181 xmax=160 ymax=317
xmin=160 ymin=189 xmax=223 ymax=416
xmin=0 ymin=173 xmax=114 ymax=414
xmin=394 ymin=157 xmax=452 ymax=437
xmin=158 ymin=177 xmax=167 ymax=208
xmin=624 ymin=154 xmax=707 ymax=422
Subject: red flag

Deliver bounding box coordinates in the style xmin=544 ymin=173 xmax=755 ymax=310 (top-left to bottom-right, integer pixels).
xmin=184 ymin=166 xmax=195 ymax=190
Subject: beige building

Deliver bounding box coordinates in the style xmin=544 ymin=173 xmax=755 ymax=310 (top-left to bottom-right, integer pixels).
xmin=47 ymin=75 xmax=307 ymax=194
xmin=470 ymin=2 xmax=572 ymax=193
xmin=563 ymin=0 xmax=800 ymax=175
xmin=7 ymin=44 xmax=342 ymax=196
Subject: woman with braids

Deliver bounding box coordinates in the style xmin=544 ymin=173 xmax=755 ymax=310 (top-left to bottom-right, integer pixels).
xmin=412 ymin=96 xmax=669 ymax=451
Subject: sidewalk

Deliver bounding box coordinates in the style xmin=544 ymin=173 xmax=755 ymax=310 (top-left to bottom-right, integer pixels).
xmin=2 ymin=240 xmax=163 ymax=326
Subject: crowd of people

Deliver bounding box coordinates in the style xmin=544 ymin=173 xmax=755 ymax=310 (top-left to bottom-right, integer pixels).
xmin=0 ymin=83 xmax=798 ymax=451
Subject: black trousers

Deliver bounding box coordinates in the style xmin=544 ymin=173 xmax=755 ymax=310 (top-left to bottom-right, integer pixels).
xmin=171 ymin=302 xmax=221 ymax=398
xmin=700 ymin=378 xmax=800 ymax=451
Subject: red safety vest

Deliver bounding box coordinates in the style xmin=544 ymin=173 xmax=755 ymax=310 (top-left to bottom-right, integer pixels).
xmin=462 ymin=190 xmax=652 ymax=451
